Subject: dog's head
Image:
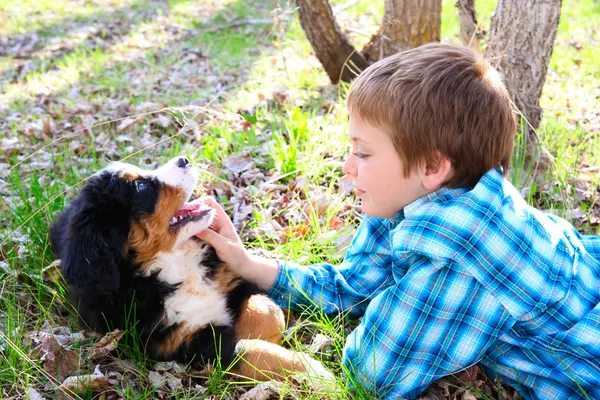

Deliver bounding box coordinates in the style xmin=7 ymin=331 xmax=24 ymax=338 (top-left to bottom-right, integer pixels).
xmin=51 ymin=156 xmax=215 ymax=292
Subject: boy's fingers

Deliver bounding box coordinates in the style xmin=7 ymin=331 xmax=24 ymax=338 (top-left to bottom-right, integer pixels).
xmin=196 ymin=228 xmax=227 ymax=250
xmin=200 ymin=196 xmax=225 ymax=213
xmin=200 ymin=196 xmax=232 ymax=226
xmin=200 ymin=196 xmax=217 ymax=206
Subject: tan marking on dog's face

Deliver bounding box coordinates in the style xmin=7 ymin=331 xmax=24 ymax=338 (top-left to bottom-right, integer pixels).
xmin=235 ymin=295 xmax=284 ymax=343
xmin=119 ymin=169 xmax=141 ymax=183
xmin=154 ymin=322 xmax=197 ymax=358
xmin=128 ymin=184 xmax=186 ymax=264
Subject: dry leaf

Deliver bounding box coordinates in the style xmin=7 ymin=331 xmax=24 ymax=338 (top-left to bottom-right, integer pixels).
xmin=153 ymin=361 xmax=185 ymax=372
xmin=59 ymin=374 xmax=109 ymax=395
xmin=35 ymin=335 xmax=79 ymax=382
xmin=240 ymin=381 xmax=283 ymax=400
xmin=224 ymin=154 xmax=255 ymax=174
xmin=155 ymin=114 xmax=171 ymax=128
xmin=279 ymin=225 xmax=309 ymax=242
xmin=307 ymin=333 xmax=334 ymax=354
xmin=305 ymin=196 xmax=330 ymax=217
xmin=167 ymin=375 xmax=183 ymax=390
xmin=42 ymin=259 xmax=63 ymax=285
xmin=26 ymin=388 xmax=47 ymax=400
xmin=148 ymin=370 xmax=166 ymax=389
xmin=457 ymin=365 xmax=480 ymax=383
xmin=328 ymin=216 xmax=343 ymax=230
xmin=43 ymin=118 xmax=53 ymax=136
xmin=116 ymin=116 xmax=143 ymax=132
xmin=91 ymin=329 xmax=126 ymax=362
xmin=0 ymin=137 xmax=22 ymax=157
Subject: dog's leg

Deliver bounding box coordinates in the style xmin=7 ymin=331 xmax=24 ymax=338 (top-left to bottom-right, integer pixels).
xmin=232 ymin=339 xmax=334 ymax=382
xmin=235 ymin=295 xmax=285 ymax=344
xmin=149 ymin=322 xmax=238 ymax=368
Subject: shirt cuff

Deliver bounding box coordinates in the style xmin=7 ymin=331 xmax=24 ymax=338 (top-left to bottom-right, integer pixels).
xmin=267 ymin=260 xmax=290 ymax=304
xmin=268 ymin=260 xmax=308 ymax=309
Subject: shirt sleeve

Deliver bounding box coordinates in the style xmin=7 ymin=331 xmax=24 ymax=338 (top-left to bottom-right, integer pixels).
xmin=343 ymin=258 xmax=515 ymax=399
xmin=580 ymin=234 xmax=600 ymax=262
xmin=268 ymin=214 xmax=394 ymax=318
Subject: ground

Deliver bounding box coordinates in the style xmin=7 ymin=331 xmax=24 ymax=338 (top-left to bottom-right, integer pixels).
xmin=0 ymin=0 xmax=599 ymax=399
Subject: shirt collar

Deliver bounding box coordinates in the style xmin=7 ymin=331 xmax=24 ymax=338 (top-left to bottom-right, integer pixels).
xmin=403 ymin=186 xmax=468 ymax=219
xmin=388 ymin=167 xmax=505 ymax=225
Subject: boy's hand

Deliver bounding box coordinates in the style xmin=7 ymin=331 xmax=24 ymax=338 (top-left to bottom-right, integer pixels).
xmin=195 ymin=196 xmax=249 ymax=273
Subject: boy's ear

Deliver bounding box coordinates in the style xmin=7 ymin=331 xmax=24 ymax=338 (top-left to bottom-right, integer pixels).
xmin=422 ymin=153 xmax=453 ymax=191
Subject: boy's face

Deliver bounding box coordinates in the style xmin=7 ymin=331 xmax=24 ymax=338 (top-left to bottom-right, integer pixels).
xmin=343 ymin=115 xmax=429 ymax=219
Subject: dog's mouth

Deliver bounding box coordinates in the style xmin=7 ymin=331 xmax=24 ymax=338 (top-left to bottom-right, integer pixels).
xmin=169 ymin=199 xmax=213 ymax=230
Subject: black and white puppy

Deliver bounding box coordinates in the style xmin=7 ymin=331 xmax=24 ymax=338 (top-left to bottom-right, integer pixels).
xmin=50 ymin=156 xmax=331 ymax=381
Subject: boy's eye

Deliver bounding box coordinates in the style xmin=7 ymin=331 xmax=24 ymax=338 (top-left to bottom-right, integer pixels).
xmin=353 ymin=152 xmax=368 ymax=159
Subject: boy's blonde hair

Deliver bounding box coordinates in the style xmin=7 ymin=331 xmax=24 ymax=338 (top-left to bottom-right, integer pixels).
xmin=347 ymin=43 xmax=516 ymax=188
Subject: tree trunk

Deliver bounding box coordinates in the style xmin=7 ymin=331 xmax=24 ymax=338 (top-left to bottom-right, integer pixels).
xmin=484 ymin=0 xmax=562 ymax=133
xmin=295 ymin=0 xmax=368 ymax=83
xmin=455 ymin=0 xmax=484 ymax=54
xmin=362 ymin=0 xmax=442 ymax=62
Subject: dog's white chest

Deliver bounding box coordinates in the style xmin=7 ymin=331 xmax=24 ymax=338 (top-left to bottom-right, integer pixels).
xmin=145 ymin=241 xmax=232 ymax=328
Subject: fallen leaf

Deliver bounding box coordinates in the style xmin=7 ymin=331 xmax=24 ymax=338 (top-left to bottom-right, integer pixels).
xmin=240 ymin=381 xmax=283 ymax=400
xmin=34 ymin=335 xmax=79 ymax=382
xmin=148 ymin=370 xmax=165 ymax=389
xmin=154 ymin=361 xmax=185 ymax=372
xmin=69 ymin=140 xmax=88 ymax=154
xmin=279 ymin=225 xmax=309 ymax=242
xmin=167 ymin=375 xmax=183 ymax=390
xmin=91 ymin=329 xmax=126 ymax=362
xmin=26 ymin=388 xmax=47 ymax=400
xmin=307 ymin=333 xmax=334 ymax=354
xmin=42 ymin=259 xmax=63 ymax=286
xmin=0 ymin=137 xmax=22 ymax=157
xmin=154 ymin=114 xmax=171 ymax=128
xmin=117 ymin=116 xmax=143 ymax=132
xmin=328 ymin=216 xmax=343 ymax=230
xmin=457 ymin=365 xmax=480 ymax=383
xmin=224 ymin=154 xmax=255 ymax=174
xmin=59 ymin=374 xmax=109 ymax=395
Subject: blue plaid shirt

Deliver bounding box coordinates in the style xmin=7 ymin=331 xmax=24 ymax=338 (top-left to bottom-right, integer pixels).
xmin=269 ymin=168 xmax=600 ymax=399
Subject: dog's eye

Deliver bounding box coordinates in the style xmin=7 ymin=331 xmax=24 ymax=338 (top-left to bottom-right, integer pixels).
xmin=135 ymin=181 xmax=148 ymax=192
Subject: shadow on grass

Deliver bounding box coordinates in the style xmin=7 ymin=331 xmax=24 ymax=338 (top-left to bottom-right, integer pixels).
xmin=0 ymin=0 xmax=168 ymax=84
xmin=1 ymin=0 xmax=280 ymax=130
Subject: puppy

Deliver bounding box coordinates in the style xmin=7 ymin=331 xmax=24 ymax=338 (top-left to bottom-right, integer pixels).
xmin=50 ymin=156 xmax=331 ymax=382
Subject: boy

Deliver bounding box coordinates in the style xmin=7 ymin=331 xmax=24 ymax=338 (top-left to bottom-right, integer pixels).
xmin=197 ymin=43 xmax=600 ymax=399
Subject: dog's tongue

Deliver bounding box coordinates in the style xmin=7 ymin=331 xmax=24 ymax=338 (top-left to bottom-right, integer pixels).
xmin=173 ymin=199 xmax=208 ymax=218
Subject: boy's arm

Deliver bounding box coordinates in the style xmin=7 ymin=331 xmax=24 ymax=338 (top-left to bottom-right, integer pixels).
xmin=197 ymin=197 xmax=395 ymax=316
xmin=343 ymin=259 xmax=514 ymax=398
xmin=268 ymin=214 xmax=394 ymax=317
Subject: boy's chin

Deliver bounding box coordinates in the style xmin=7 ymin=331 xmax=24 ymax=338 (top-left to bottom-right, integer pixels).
xmin=360 ymin=201 xmax=399 ymax=219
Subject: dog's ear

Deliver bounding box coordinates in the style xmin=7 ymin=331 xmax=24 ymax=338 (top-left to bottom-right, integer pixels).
xmin=62 ymin=212 xmax=123 ymax=291
xmin=53 ymin=176 xmax=130 ymax=292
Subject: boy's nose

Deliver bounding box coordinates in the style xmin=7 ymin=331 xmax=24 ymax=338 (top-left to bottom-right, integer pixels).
xmin=342 ymin=155 xmax=356 ymax=176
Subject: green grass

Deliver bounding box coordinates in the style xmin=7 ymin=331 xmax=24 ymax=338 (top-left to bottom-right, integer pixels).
xmin=1 ymin=0 xmax=599 ymax=398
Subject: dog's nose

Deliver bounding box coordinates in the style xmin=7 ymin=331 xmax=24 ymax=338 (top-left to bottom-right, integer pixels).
xmin=176 ymin=157 xmax=190 ymax=168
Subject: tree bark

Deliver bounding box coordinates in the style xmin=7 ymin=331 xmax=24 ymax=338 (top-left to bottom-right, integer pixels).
xmin=484 ymin=0 xmax=562 ymax=133
xmin=455 ymin=0 xmax=484 ymax=54
xmin=362 ymin=0 xmax=442 ymax=62
xmin=295 ymin=0 xmax=368 ymax=83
